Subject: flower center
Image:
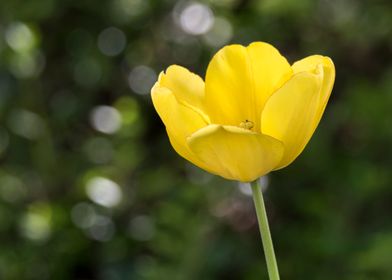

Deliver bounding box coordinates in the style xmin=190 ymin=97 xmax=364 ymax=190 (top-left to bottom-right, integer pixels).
xmin=239 ymin=120 xmax=254 ymax=130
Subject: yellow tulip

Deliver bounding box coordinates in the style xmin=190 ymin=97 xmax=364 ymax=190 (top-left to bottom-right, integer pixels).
xmin=151 ymin=42 xmax=335 ymax=182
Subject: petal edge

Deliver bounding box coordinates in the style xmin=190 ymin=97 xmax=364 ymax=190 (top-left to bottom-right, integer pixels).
xmin=187 ymin=124 xmax=284 ymax=182
xmin=261 ymin=71 xmax=323 ymax=169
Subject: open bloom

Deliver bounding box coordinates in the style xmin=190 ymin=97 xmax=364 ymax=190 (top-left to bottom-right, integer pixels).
xmin=151 ymin=42 xmax=335 ymax=182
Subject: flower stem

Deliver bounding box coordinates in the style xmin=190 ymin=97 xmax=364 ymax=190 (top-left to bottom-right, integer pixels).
xmin=250 ymin=179 xmax=280 ymax=280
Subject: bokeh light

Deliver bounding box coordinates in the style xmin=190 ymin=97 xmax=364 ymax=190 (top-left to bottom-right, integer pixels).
xmin=97 ymin=27 xmax=127 ymax=56
xmin=71 ymin=202 xmax=97 ymax=229
xmin=90 ymin=105 xmax=122 ymax=134
xmin=7 ymin=109 xmax=46 ymax=140
xmin=86 ymin=177 xmax=122 ymax=208
xmin=128 ymin=65 xmax=157 ymax=95
xmin=177 ymin=2 xmax=214 ymax=35
xmin=86 ymin=215 xmax=115 ymax=242
xmin=5 ymin=22 xmax=37 ymax=52
xmin=19 ymin=204 xmax=52 ymax=242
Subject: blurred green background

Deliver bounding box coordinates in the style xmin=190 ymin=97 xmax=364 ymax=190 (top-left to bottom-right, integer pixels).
xmin=1 ymin=0 xmax=392 ymax=279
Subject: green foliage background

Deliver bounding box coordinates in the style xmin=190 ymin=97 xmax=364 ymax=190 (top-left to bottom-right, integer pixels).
xmin=1 ymin=0 xmax=392 ymax=279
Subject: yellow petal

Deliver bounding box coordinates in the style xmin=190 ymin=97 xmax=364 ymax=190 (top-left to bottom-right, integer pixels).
xmin=261 ymin=71 xmax=323 ymax=169
xmin=247 ymin=42 xmax=293 ymax=110
xmin=204 ymin=43 xmax=292 ymax=131
xmin=292 ymin=55 xmax=335 ymax=130
xmin=151 ymin=79 xmax=210 ymax=171
xmin=187 ymin=125 xmax=284 ymax=182
xmin=158 ymin=64 xmax=206 ymax=112
xmin=166 ymin=129 xmax=214 ymax=174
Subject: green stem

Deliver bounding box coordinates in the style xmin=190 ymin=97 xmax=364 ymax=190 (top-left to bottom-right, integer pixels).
xmin=250 ymin=179 xmax=280 ymax=280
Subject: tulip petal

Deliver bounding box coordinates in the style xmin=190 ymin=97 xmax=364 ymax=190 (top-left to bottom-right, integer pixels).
xmin=204 ymin=43 xmax=292 ymax=131
xmin=151 ymin=81 xmax=210 ymax=171
xmin=158 ymin=64 xmax=207 ymax=114
xmin=187 ymin=124 xmax=284 ymax=182
xmin=247 ymin=42 xmax=293 ymax=110
xmin=292 ymin=55 xmax=335 ymax=130
xmin=261 ymin=71 xmax=323 ymax=169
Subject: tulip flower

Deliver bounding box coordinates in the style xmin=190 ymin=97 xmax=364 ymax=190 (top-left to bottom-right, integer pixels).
xmin=151 ymin=42 xmax=335 ymax=280
xmin=151 ymin=42 xmax=335 ymax=182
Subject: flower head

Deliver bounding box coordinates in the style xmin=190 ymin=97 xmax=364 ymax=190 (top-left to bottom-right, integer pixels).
xmin=151 ymin=42 xmax=335 ymax=182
